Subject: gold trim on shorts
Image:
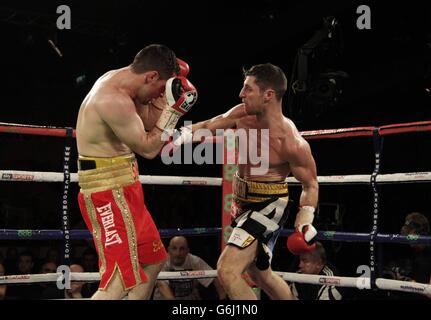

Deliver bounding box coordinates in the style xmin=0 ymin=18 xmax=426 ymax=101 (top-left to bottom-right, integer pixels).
xmin=83 ymin=193 xmax=107 ymax=279
xmin=233 ymin=172 xmax=288 ymax=203
xmin=78 ymin=154 xmax=138 ymax=193
xmin=79 ymin=153 xmax=136 ymax=168
xmin=113 ymin=188 xmax=142 ymax=288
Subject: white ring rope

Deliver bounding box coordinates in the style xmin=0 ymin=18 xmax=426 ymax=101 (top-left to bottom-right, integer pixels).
xmin=1 ymin=170 xmax=430 ymax=185
xmin=0 ymin=271 xmax=216 ymax=285
xmin=275 ymin=271 xmax=362 ymax=288
xmin=375 ymin=278 xmax=431 ymax=295
xmin=1 ymin=270 xmax=430 ymax=296
xmin=0 ymin=170 xmax=222 ymax=186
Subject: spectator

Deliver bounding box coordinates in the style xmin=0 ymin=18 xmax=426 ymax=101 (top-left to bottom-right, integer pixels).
xmin=383 ymin=212 xmax=431 ymax=299
xmin=0 ymin=262 xmax=7 ymax=299
xmin=401 ymin=212 xmax=431 ymax=283
xmin=290 ymin=242 xmax=342 ymax=300
xmin=5 ymin=251 xmax=39 ymax=299
xmin=39 ymin=261 xmax=63 ymax=299
xmin=17 ymin=251 xmax=34 ymax=274
xmin=80 ymin=248 xmax=99 ymax=296
xmin=40 ymin=261 xmax=57 ymax=274
xmin=65 ymin=264 xmax=86 ymax=299
xmin=153 ymin=236 xmax=226 ymax=300
xmin=45 ymin=247 xmax=61 ymax=266
xmin=4 ymin=247 xmax=18 ymax=275
xmin=81 ymin=247 xmax=98 ymax=273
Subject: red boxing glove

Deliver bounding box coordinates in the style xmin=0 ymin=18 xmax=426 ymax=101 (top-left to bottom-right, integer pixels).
xmin=287 ymin=224 xmax=317 ymax=255
xmin=156 ymin=76 xmax=197 ymax=132
xmin=165 ymin=76 xmax=197 ymax=115
xmin=177 ymin=58 xmax=190 ymax=77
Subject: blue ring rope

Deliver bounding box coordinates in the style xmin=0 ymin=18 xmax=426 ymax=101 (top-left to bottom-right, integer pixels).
xmin=1 ymin=228 xmax=431 ymax=244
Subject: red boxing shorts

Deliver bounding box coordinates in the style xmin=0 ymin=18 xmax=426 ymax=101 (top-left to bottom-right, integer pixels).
xmin=77 ymin=153 xmax=167 ymax=290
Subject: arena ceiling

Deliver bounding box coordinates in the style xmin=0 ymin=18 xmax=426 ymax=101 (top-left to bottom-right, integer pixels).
xmin=1 ymin=1 xmax=430 ymax=129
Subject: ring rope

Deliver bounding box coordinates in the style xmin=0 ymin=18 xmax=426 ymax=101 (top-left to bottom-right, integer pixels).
xmin=2 ymin=228 xmax=431 ymax=245
xmin=1 ymin=271 xmax=430 ymax=296
xmin=1 ymin=170 xmax=430 ymax=185
xmin=0 ymin=228 xmax=222 ymax=240
xmin=1 ymin=120 xmax=431 ymax=139
xmin=1 ymin=120 xmax=430 ymax=297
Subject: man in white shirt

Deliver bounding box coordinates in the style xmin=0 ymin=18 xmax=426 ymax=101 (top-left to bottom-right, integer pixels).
xmin=153 ymin=236 xmax=226 ymax=300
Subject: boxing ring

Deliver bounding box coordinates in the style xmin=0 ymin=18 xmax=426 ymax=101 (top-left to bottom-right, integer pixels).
xmin=1 ymin=120 xmax=431 ymax=298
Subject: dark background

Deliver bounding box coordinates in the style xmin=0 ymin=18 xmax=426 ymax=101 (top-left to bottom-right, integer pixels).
xmin=1 ymin=0 xmax=430 ymax=128
xmin=0 ymin=0 xmax=430 ymax=286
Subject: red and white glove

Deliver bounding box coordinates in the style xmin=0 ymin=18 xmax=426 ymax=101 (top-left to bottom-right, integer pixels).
xmin=287 ymin=224 xmax=317 ymax=255
xmin=177 ymin=58 xmax=190 ymax=77
xmin=155 ymin=76 xmax=197 ymax=132
xmin=165 ymin=76 xmax=197 ymax=115
xmin=287 ymin=206 xmax=317 ymax=255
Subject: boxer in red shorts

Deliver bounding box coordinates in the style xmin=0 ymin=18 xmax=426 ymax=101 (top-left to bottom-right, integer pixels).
xmin=77 ymin=154 xmax=166 ymax=291
xmin=76 ymin=44 xmax=197 ymax=299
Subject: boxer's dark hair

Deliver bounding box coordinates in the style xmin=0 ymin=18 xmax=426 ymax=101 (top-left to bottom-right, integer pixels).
xmin=132 ymin=44 xmax=179 ymax=79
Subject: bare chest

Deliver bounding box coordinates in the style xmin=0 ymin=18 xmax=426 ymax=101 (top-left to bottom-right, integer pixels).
xmin=236 ymin=118 xmax=289 ymax=167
